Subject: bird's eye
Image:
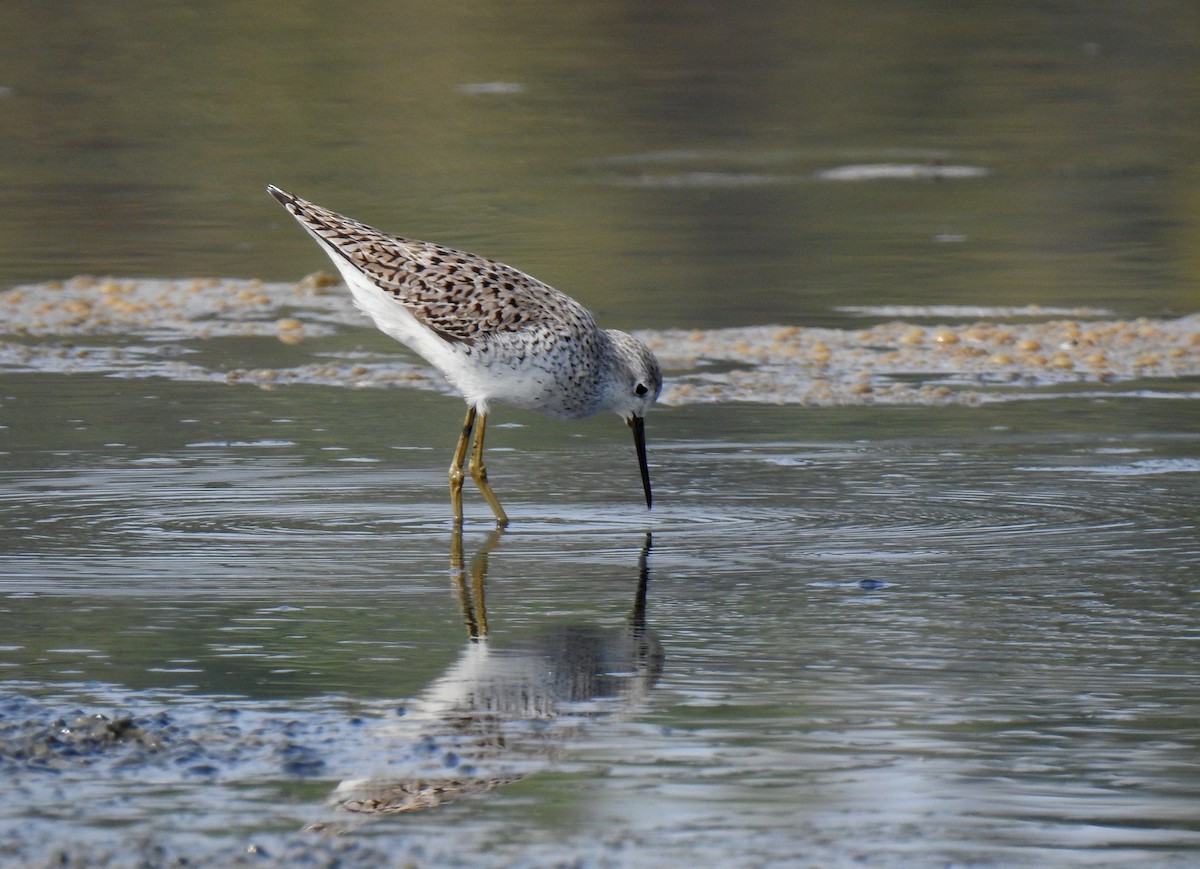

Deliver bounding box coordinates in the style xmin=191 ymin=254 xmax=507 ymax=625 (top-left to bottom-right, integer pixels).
xmin=634 ymin=382 xmax=649 ymax=397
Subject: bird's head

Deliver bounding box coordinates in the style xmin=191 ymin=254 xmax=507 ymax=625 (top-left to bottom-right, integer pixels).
xmin=603 ymin=330 xmax=662 ymax=510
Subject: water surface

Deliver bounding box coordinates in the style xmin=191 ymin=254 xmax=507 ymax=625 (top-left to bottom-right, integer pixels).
xmin=2 ymin=1 xmax=1199 ymax=866
xmin=3 ymin=377 xmax=1198 ymax=866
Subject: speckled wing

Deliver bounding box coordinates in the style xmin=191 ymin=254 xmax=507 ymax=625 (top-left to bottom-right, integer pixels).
xmin=269 ymin=187 xmax=595 ymax=346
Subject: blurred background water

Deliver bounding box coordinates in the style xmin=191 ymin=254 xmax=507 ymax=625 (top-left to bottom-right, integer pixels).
xmin=3 ymin=0 xmax=1199 ymax=323
xmin=1 ymin=1 xmax=1199 ymax=866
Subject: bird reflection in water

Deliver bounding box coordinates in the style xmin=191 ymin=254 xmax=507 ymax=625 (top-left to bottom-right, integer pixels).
xmin=322 ymin=529 xmax=662 ymax=820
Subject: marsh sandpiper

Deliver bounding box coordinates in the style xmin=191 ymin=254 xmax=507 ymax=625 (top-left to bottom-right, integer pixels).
xmin=268 ymin=186 xmax=662 ymax=526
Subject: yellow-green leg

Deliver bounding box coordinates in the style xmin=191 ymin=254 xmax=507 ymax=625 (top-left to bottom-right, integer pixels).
xmin=469 ymin=411 xmax=509 ymax=527
xmin=449 ymin=406 xmax=509 ymax=527
xmin=449 ymin=406 xmax=476 ymax=525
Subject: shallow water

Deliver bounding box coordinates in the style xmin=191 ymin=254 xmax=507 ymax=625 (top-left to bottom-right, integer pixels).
xmin=3 ymin=0 xmax=1200 ymax=866
xmin=3 ymin=376 xmax=1199 ymax=866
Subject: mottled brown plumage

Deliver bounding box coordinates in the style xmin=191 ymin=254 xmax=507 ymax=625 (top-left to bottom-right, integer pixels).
xmin=272 ymin=192 xmax=594 ymax=347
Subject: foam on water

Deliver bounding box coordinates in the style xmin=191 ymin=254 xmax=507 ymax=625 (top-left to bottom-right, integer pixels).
xmin=1 ymin=277 xmax=1197 ymax=406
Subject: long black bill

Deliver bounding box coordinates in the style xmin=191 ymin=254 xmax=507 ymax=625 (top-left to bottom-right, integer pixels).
xmin=628 ymin=415 xmax=652 ymax=509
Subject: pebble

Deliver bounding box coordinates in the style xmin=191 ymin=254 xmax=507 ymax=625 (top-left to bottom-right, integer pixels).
xmin=932 ymin=328 xmax=958 ymax=344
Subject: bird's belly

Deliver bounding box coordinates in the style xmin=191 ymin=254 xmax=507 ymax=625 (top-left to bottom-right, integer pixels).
xmin=446 ymin=348 xmax=599 ymax=420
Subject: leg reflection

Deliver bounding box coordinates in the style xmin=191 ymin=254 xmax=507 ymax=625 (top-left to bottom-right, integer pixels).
xmin=320 ymin=530 xmax=663 ymax=822
xmin=450 ymin=524 xmax=504 ymax=641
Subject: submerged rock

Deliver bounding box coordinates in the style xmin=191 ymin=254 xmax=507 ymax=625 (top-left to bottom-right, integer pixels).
xmin=0 ymin=709 xmax=168 ymax=769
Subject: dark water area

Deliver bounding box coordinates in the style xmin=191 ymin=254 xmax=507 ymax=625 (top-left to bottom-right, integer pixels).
xmin=2 ymin=1 xmax=1200 ymax=866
